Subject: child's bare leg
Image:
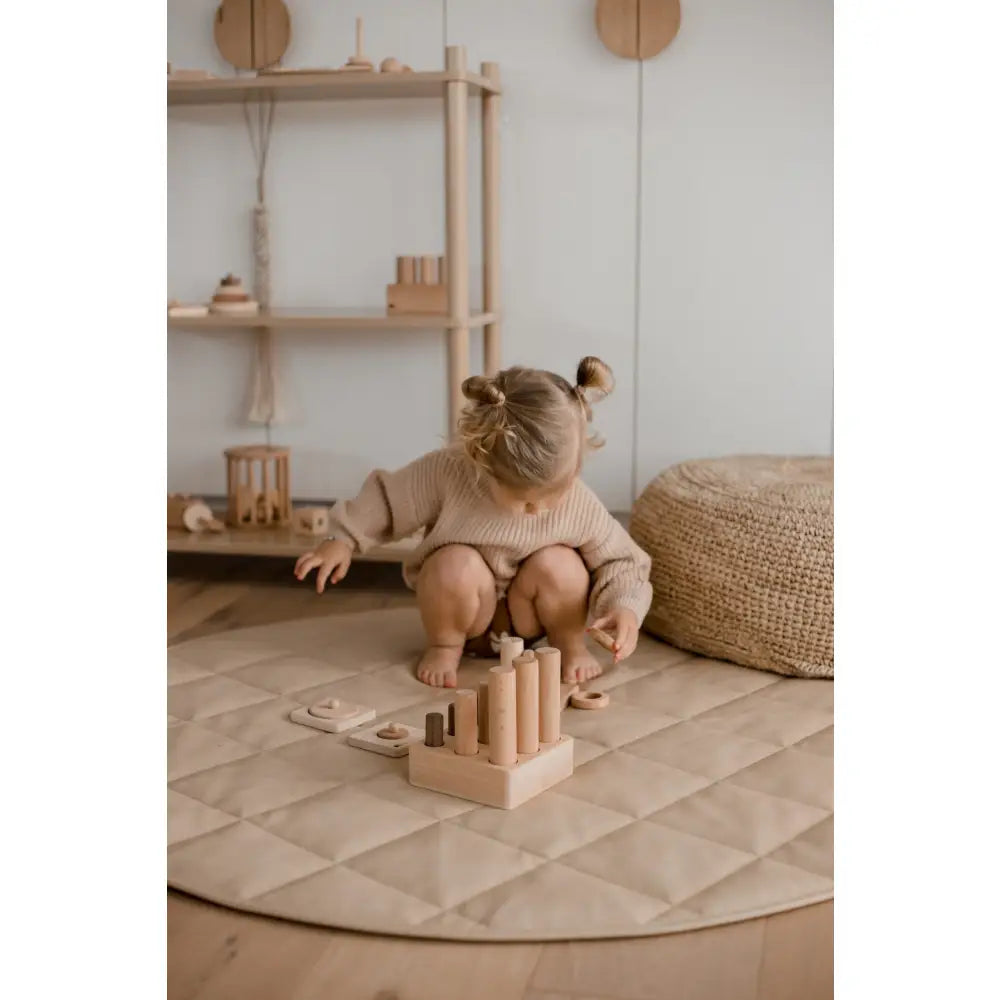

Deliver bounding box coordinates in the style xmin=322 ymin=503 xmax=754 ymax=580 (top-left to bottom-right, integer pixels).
xmin=416 ymin=545 xmax=496 ymax=687
xmin=508 ymin=545 xmax=600 ymax=683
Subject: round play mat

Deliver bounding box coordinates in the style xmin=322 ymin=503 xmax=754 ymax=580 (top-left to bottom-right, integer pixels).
xmin=168 ymin=608 xmax=833 ymax=941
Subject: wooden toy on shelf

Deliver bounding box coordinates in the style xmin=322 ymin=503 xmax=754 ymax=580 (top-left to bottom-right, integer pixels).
xmin=379 ymin=57 xmax=412 ymax=73
xmin=290 ymin=697 xmax=375 ymax=733
xmin=292 ymin=506 xmax=330 ymax=535
xmin=168 ymin=68 xmax=217 ymax=81
xmin=224 ymin=444 xmax=291 ymax=528
xmin=408 ymin=646 xmax=575 ymax=809
xmin=386 ymin=254 xmax=448 ymax=314
xmin=339 ymin=17 xmax=374 ymax=72
xmin=167 ymin=494 xmax=225 ymax=533
xmin=209 ymin=273 xmax=259 ymax=316
xmin=167 ymin=302 xmax=210 ymax=318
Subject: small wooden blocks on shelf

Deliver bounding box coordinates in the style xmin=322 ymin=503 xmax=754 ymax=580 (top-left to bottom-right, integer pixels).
xmin=292 ymin=506 xmax=330 ymax=535
xmin=408 ymin=639 xmax=575 ymax=809
xmin=387 ymin=254 xmax=448 ymax=314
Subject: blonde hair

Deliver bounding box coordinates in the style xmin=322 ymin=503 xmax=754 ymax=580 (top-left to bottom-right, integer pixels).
xmin=458 ymin=356 xmax=615 ymax=489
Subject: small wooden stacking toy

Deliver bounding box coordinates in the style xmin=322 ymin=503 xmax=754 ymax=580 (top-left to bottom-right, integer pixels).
xmin=386 ymin=254 xmax=448 ymax=314
xmin=339 ymin=17 xmax=374 ymax=72
xmin=209 ymin=273 xmax=258 ymax=316
xmin=408 ymin=639 xmax=575 ymax=809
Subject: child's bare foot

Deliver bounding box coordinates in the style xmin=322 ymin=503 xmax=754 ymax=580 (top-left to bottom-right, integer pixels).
xmin=416 ymin=644 xmax=462 ymax=687
xmin=559 ymin=645 xmax=603 ymax=684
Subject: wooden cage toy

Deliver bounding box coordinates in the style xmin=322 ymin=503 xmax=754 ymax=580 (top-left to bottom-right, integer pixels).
xmin=224 ymin=445 xmax=291 ymax=529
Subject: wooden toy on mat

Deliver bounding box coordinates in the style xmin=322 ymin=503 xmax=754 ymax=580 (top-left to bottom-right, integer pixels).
xmin=167 ymin=494 xmax=225 ymax=533
xmin=209 ymin=274 xmax=259 ymax=316
xmin=292 ymin=506 xmax=330 ymax=535
xmin=386 ymin=255 xmax=448 ymax=314
xmin=224 ymin=444 xmax=291 ymax=528
xmin=290 ymin=697 xmax=375 ymax=733
xmin=347 ymin=721 xmax=425 ymax=757
xmin=339 ymin=17 xmax=374 ymax=72
xmin=570 ymin=690 xmax=610 ymax=710
xmin=409 ymin=645 xmax=575 ymax=809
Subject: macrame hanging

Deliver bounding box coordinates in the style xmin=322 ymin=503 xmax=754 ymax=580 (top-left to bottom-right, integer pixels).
xmin=243 ymin=95 xmax=282 ymax=425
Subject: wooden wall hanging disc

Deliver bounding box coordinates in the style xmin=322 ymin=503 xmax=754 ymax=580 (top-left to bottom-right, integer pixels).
xmin=214 ymin=0 xmax=291 ymax=71
xmin=595 ymin=0 xmax=681 ymax=61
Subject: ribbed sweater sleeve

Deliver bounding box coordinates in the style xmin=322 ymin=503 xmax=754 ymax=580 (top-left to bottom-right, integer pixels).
xmin=579 ymin=504 xmax=653 ymax=622
xmin=327 ymin=451 xmax=444 ymax=554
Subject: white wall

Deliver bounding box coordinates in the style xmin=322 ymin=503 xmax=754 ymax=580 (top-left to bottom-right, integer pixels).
xmin=168 ymin=0 xmax=831 ymax=510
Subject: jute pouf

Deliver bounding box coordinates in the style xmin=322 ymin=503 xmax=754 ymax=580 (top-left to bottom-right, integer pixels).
xmin=631 ymin=456 xmax=833 ymax=679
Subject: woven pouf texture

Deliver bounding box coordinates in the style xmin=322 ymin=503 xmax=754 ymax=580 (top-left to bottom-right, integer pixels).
xmin=631 ymin=456 xmax=833 ymax=679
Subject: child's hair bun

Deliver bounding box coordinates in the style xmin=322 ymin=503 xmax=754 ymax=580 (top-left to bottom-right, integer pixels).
xmin=576 ymin=356 xmax=615 ymax=403
xmin=462 ymin=375 xmax=506 ymax=406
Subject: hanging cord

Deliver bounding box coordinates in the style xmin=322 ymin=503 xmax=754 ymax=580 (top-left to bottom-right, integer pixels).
xmin=242 ymin=94 xmax=281 ymax=426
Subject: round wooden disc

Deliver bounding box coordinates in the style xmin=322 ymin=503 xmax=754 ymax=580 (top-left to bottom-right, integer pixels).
xmin=214 ymin=0 xmax=291 ymax=71
xmin=595 ymin=0 xmax=681 ymax=61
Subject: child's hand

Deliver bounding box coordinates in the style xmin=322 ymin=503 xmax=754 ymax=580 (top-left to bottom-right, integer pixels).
xmin=588 ymin=608 xmax=639 ymax=664
xmin=294 ymin=538 xmax=353 ymax=593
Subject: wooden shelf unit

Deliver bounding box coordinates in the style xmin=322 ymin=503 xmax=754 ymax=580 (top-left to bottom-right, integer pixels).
xmin=168 ymin=45 xmax=502 ymax=434
xmin=167 ymin=68 xmax=500 ymax=106
xmin=168 ymin=307 xmax=498 ymax=331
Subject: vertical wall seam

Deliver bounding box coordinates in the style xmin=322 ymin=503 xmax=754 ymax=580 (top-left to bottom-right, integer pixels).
xmin=631 ymin=60 xmax=644 ymax=507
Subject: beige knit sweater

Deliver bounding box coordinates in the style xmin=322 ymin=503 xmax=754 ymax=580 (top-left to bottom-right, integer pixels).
xmin=328 ymin=447 xmax=653 ymax=622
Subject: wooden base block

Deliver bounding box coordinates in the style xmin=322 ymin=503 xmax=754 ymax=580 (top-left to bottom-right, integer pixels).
xmin=408 ymin=736 xmax=574 ymax=809
xmin=386 ymin=283 xmax=448 ymax=314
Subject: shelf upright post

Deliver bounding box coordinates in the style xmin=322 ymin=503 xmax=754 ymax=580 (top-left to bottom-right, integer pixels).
xmin=481 ymin=61 xmax=501 ymax=377
xmin=444 ymin=45 xmax=471 ymax=436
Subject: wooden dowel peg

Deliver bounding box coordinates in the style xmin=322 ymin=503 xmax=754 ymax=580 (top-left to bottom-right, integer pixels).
xmin=447 ymin=702 xmax=455 ymax=736
xmin=536 ymin=646 xmax=562 ymax=744
xmin=514 ymin=652 xmax=540 ymax=755
xmin=478 ymin=680 xmax=490 ymax=744
xmin=420 ymin=255 xmax=439 ymax=285
xmin=425 ymin=711 xmax=444 ymax=747
xmin=500 ymin=635 xmax=524 ymax=669
xmin=454 ymin=689 xmax=478 ymax=756
xmin=397 ymin=255 xmax=416 ymax=284
xmin=488 ymin=665 xmax=517 ymax=766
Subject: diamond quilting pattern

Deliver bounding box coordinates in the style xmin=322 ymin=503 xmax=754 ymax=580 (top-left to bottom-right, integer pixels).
xmin=167 ymin=608 xmax=833 ymax=940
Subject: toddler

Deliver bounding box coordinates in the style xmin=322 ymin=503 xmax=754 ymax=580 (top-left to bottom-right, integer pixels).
xmin=294 ymin=356 xmax=653 ymax=687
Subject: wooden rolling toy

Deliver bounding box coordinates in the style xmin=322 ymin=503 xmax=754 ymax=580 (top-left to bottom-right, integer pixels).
xmin=386 ymin=255 xmax=448 ymax=314
xmin=292 ymin=506 xmax=330 ymax=535
xmin=167 ymin=494 xmax=224 ymax=533
xmin=408 ymin=649 xmax=574 ymax=809
xmin=225 ymin=444 xmax=291 ymax=528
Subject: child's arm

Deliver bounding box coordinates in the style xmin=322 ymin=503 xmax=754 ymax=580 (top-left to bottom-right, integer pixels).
xmin=579 ymin=510 xmax=653 ymax=663
xmin=294 ymin=451 xmax=444 ymax=592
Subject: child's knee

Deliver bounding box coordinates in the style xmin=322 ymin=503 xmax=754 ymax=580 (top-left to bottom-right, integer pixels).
xmin=521 ymin=545 xmax=589 ymax=595
xmin=420 ymin=544 xmax=492 ymax=595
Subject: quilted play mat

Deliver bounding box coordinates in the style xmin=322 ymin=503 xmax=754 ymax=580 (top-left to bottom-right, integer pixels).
xmin=168 ymin=608 xmax=833 ymax=941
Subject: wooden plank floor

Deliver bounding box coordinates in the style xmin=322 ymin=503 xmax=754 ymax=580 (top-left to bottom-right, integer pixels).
xmin=167 ymin=559 xmax=833 ymax=1000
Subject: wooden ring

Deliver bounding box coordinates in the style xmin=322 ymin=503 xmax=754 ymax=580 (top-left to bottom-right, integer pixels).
xmin=308 ymin=699 xmax=347 ymax=719
xmin=570 ymin=691 xmax=610 ymax=710
xmin=377 ymin=723 xmax=408 ymax=740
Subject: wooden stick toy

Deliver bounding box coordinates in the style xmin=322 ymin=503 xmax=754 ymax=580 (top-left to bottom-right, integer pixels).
xmin=588 ymin=626 xmax=618 ymax=652
xmin=386 ymin=252 xmax=448 ymax=314
xmin=409 ymin=647 xmax=575 ymax=809
xmin=339 ymin=17 xmax=374 ymax=72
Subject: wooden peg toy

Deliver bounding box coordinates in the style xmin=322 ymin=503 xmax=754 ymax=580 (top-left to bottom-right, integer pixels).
xmin=339 ymin=16 xmax=374 ymax=71
xmin=290 ymin=698 xmax=375 ymax=733
xmin=408 ymin=649 xmax=575 ymax=809
xmin=292 ymin=507 xmax=330 ymax=535
xmin=386 ymin=251 xmax=448 ymax=313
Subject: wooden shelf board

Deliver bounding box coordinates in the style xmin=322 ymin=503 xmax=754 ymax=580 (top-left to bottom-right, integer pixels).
xmin=167 ymin=524 xmax=419 ymax=563
xmin=168 ymin=69 xmax=500 ymax=106
xmin=168 ymin=308 xmax=496 ymax=331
